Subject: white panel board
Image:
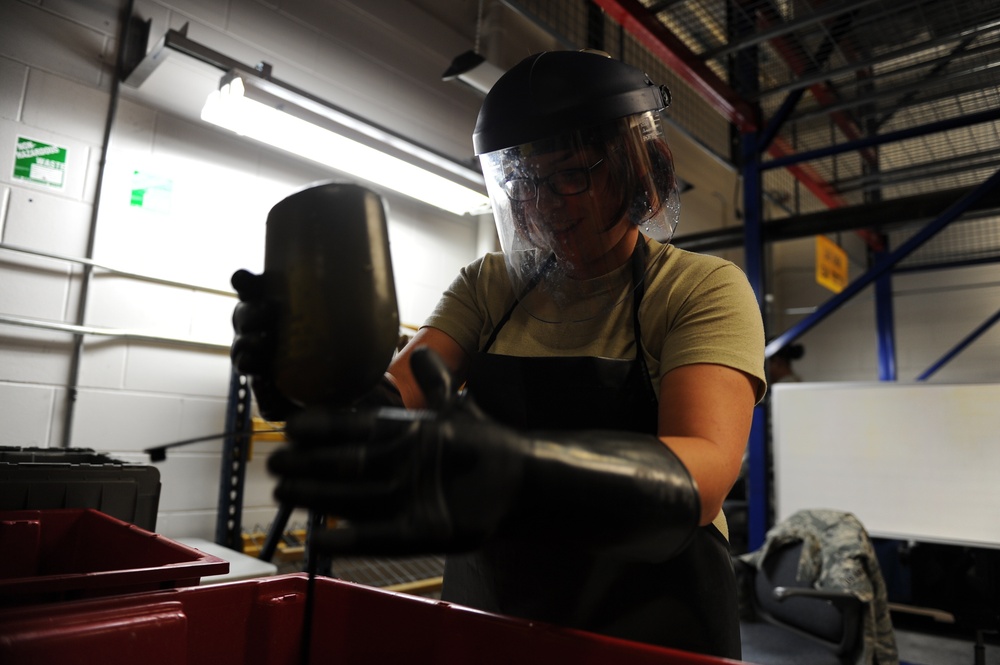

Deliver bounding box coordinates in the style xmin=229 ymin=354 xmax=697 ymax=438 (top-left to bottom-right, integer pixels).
xmin=772 ymin=382 xmax=1000 ymax=549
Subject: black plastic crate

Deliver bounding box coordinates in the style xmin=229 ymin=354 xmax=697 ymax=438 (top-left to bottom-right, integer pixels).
xmin=0 ymin=447 xmax=160 ymax=531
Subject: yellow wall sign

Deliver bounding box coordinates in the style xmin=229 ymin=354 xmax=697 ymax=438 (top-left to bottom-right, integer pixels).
xmin=816 ymin=235 xmax=848 ymax=293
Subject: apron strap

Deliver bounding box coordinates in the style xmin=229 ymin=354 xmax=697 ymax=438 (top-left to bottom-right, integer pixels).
xmin=482 ymin=253 xmax=556 ymax=353
xmin=629 ymin=237 xmax=658 ymax=409
xmin=483 ymin=235 xmax=653 ymax=360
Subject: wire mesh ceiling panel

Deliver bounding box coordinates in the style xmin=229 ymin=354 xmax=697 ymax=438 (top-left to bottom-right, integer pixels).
xmin=507 ymin=0 xmax=1000 ymax=264
xmin=510 ymin=0 xmax=735 ymax=160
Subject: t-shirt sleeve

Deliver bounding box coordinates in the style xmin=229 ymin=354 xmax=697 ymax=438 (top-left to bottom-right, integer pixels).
xmin=422 ymin=254 xmax=495 ymax=356
xmin=657 ymin=261 xmax=767 ymax=403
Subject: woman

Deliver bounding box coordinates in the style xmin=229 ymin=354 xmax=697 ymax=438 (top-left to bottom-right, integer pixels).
xmin=235 ymin=50 xmax=765 ymax=658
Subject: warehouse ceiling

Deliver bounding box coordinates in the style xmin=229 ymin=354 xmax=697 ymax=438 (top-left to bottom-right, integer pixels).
xmin=501 ymin=0 xmax=1000 ymax=266
xmin=121 ymin=0 xmax=1000 ymax=267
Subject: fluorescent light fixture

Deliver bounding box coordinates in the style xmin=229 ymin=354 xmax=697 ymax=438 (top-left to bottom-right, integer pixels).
xmin=442 ymin=50 xmax=504 ymax=95
xmin=201 ymin=72 xmax=491 ymax=216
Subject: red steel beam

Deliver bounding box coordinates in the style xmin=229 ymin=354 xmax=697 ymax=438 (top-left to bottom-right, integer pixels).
xmin=593 ymin=0 xmax=758 ymax=131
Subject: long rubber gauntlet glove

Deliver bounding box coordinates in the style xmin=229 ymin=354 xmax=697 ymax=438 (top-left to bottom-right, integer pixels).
xmin=498 ymin=428 xmax=700 ymax=562
xmin=231 ymin=269 xmax=297 ymax=421
xmin=269 ymin=348 xmax=700 ymax=561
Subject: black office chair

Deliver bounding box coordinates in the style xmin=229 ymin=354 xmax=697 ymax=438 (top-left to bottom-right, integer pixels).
xmin=736 ymin=508 xmax=903 ymax=664
xmin=737 ymin=540 xmax=867 ymax=665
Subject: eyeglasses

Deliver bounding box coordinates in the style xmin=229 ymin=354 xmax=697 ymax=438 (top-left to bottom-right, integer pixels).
xmin=501 ymin=158 xmax=604 ymax=202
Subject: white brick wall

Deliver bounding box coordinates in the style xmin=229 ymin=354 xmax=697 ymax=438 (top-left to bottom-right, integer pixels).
xmin=0 ymin=0 xmax=481 ymax=540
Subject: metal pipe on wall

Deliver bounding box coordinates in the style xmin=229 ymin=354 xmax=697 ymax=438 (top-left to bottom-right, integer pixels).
xmin=60 ymin=0 xmax=134 ymax=448
xmin=0 ymin=243 xmax=236 ymax=297
xmin=0 ymin=313 xmax=229 ymax=351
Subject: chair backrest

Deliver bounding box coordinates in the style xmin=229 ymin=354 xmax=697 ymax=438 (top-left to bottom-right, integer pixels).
xmin=754 ymin=540 xmax=861 ymax=657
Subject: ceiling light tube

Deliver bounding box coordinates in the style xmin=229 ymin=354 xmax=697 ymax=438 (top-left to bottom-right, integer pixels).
xmin=201 ymin=71 xmax=491 ymax=216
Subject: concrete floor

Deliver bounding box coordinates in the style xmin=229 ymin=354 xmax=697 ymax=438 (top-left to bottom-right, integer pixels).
xmin=896 ymin=628 xmax=999 ymax=665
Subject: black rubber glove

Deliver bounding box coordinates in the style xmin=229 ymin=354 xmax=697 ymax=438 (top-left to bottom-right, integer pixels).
xmin=269 ymin=347 xmax=701 ymax=561
xmin=231 ymin=269 xmax=405 ymax=420
xmin=230 ymin=269 xmax=298 ymax=421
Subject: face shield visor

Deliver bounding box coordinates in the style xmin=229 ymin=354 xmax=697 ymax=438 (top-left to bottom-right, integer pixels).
xmin=480 ymin=110 xmax=679 ymax=323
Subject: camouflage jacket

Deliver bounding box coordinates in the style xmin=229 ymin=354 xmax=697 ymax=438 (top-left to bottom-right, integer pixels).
xmin=739 ymin=509 xmax=899 ymax=665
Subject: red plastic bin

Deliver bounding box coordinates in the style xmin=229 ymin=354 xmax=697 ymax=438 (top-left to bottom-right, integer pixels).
xmin=0 ymin=573 xmax=742 ymax=665
xmin=0 ymin=509 xmax=228 ymax=606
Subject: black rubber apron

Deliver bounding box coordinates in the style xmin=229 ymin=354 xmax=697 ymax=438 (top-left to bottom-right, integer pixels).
xmin=440 ymin=251 xmax=742 ymax=659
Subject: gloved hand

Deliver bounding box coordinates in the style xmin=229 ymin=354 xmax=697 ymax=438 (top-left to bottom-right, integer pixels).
xmin=230 ymin=269 xmax=298 ymax=421
xmin=269 ymin=347 xmax=701 ymax=560
xmin=231 ymin=269 xmax=404 ymax=420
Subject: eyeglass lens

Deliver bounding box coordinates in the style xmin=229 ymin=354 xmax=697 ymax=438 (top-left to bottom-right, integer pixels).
xmin=503 ymin=159 xmax=603 ymax=202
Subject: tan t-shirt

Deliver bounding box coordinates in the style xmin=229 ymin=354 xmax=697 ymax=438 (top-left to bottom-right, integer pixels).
xmin=425 ymin=239 xmax=766 ymax=403
xmin=425 ymin=239 xmax=765 ymax=537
